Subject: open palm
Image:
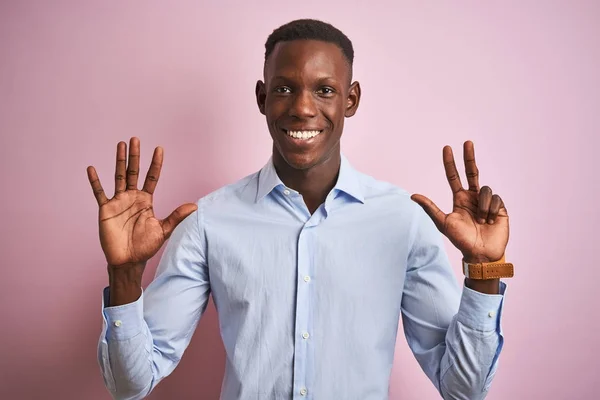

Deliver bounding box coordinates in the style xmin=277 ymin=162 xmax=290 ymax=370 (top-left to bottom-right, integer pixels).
xmin=411 ymin=141 xmax=509 ymax=263
xmin=87 ymin=138 xmax=197 ymax=267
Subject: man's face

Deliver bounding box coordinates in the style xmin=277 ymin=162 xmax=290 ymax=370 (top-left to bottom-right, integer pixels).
xmin=256 ymin=40 xmax=361 ymax=170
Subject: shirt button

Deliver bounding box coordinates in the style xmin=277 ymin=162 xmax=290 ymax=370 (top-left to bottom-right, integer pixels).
xmin=114 ymin=320 xmax=122 ymax=327
xmin=488 ymin=311 xmax=496 ymax=318
xmin=302 ymin=332 xmax=310 ymax=339
xmin=303 ymin=275 xmax=311 ymax=283
xmin=283 ymin=189 xmax=291 ymax=195
xmin=300 ymin=388 xmax=307 ymax=396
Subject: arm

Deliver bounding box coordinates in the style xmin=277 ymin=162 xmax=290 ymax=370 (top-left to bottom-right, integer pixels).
xmin=407 ymin=140 xmax=511 ymax=398
xmin=87 ymin=138 xmax=204 ymax=399
xmin=98 ymin=207 xmax=210 ymax=399
xmin=402 ymin=205 xmax=505 ymax=399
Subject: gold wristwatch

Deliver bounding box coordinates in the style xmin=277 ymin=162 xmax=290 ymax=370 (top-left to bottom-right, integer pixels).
xmin=462 ymin=255 xmax=514 ymax=280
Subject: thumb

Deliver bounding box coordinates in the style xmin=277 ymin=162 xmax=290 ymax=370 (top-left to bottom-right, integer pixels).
xmin=160 ymin=203 xmax=198 ymax=239
xmin=411 ymin=194 xmax=446 ymax=232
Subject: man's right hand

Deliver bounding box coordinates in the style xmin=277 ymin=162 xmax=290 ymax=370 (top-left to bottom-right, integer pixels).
xmin=87 ymin=137 xmax=197 ymax=304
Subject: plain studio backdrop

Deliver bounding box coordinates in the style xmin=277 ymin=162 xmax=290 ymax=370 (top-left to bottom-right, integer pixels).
xmin=0 ymin=1 xmax=598 ymax=399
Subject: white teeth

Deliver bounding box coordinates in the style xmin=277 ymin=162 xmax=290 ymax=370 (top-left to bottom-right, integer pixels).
xmin=286 ymin=130 xmax=321 ymax=140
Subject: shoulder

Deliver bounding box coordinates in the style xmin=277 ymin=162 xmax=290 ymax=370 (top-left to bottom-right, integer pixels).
xmin=356 ymin=171 xmax=443 ymax=254
xmin=355 ymin=169 xmax=419 ymax=214
xmin=195 ymin=170 xmax=260 ymax=215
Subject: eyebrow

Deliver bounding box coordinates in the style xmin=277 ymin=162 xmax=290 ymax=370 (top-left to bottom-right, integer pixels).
xmin=271 ymin=75 xmax=340 ymax=83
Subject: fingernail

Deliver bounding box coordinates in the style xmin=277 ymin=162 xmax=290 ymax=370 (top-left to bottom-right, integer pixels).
xmin=478 ymin=218 xmax=486 ymax=224
xmin=488 ymin=220 xmax=494 ymax=225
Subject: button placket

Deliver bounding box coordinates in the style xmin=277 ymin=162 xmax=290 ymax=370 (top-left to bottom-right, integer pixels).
xmin=292 ymin=225 xmax=314 ymax=399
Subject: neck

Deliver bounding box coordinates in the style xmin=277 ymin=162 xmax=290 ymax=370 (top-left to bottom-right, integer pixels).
xmin=272 ymin=146 xmax=341 ymax=214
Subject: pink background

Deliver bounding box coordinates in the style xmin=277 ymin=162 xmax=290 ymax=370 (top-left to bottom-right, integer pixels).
xmin=1 ymin=1 xmax=598 ymax=399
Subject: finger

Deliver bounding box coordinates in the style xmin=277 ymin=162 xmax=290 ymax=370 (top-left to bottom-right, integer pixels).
xmin=411 ymin=194 xmax=447 ymax=233
xmin=463 ymin=140 xmax=480 ymax=192
xmin=114 ymin=141 xmax=127 ymax=196
xmin=487 ymin=194 xmax=502 ymax=224
xmin=142 ymin=147 xmax=163 ymax=195
xmin=477 ymin=186 xmax=493 ymax=223
xmin=443 ymin=146 xmax=463 ymax=194
xmin=499 ymin=198 xmax=508 ymax=215
xmin=87 ymin=166 xmax=109 ymax=206
xmin=160 ymin=203 xmax=199 ymax=239
xmin=126 ymin=137 xmax=141 ymax=190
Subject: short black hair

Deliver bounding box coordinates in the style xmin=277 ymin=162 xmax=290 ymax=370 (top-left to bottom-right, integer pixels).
xmin=264 ymin=19 xmax=354 ymax=68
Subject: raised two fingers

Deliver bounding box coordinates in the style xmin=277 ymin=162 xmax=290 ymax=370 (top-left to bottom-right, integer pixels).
xmin=440 ymin=140 xmax=506 ymax=224
xmin=444 ymin=140 xmax=481 ymax=194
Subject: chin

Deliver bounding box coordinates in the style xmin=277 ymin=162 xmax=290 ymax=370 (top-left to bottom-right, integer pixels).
xmin=278 ymin=149 xmax=319 ymax=171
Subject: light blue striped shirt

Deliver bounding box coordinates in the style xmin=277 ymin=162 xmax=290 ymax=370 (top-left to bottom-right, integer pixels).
xmin=98 ymin=155 xmax=506 ymax=400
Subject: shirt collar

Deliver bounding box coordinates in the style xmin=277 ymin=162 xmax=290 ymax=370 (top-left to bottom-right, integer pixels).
xmin=255 ymin=154 xmax=365 ymax=204
xmin=255 ymin=156 xmax=284 ymax=202
xmin=335 ymin=154 xmax=365 ymax=203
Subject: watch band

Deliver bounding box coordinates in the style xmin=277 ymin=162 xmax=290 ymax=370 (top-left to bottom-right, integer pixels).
xmin=463 ymin=255 xmax=514 ymax=280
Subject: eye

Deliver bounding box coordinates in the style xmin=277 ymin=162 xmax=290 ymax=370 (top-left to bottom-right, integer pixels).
xmin=274 ymin=86 xmax=292 ymax=94
xmin=317 ymin=87 xmax=335 ymax=96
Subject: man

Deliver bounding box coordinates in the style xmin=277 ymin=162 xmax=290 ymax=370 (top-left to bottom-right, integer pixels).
xmin=88 ymin=19 xmax=512 ymax=400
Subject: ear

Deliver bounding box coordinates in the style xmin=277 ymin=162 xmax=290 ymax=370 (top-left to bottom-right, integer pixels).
xmin=255 ymin=80 xmax=266 ymax=115
xmin=344 ymin=81 xmax=361 ymax=117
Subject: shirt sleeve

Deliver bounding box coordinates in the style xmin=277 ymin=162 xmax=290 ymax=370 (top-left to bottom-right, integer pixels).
xmin=97 ymin=205 xmax=211 ymax=400
xmin=401 ymin=204 xmax=506 ymax=399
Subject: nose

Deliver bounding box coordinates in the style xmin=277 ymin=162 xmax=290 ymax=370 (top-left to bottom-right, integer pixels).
xmin=289 ymin=90 xmax=317 ymax=119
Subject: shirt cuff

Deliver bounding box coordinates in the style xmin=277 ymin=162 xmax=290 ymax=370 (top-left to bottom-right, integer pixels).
xmin=456 ymin=281 xmax=507 ymax=331
xmin=101 ymin=286 xmax=145 ymax=341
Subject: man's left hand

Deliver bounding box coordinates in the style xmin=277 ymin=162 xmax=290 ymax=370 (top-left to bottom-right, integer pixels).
xmin=411 ymin=140 xmax=509 ymax=264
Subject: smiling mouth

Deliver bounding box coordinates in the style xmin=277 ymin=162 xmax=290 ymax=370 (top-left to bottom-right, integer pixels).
xmin=283 ymin=129 xmax=323 ymax=140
